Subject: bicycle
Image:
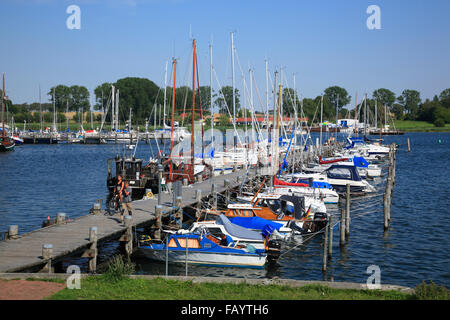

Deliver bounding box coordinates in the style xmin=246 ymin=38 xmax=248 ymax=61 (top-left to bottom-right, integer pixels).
xmin=107 ymin=191 xmax=124 ymax=216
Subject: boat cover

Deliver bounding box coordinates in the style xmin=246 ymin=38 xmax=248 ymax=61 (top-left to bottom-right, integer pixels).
xmin=228 ymin=216 xmax=284 ymax=232
xmin=217 ymin=215 xmax=264 ymax=241
xmin=352 ymin=156 xmax=369 ymax=168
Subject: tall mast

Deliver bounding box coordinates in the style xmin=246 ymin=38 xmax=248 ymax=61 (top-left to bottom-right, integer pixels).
xmin=39 ymin=84 xmax=42 ymax=132
xmin=163 ymin=60 xmax=168 ymax=127
xmin=335 ymin=94 xmax=339 ymax=147
xmin=320 ymin=94 xmax=323 ymax=156
xmin=231 ymin=32 xmax=236 ymax=154
xmin=52 ymin=88 xmax=56 ymax=133
xmin=191 ymin=39 xmax=197 ymax=179
xmin=375 ymin=98 xmax=377 ymax=130
xmin=265 ymin=59 xmax=269 ymax=162
xmin=111 ymin=85 xmax=115 ymax=131
xmin=364 ymin=93 xmax=367 ymax=136
xmin=209 ymin=42 xmax=214 ymax=184
xmin=2 ymin=73 xmax=5 ymax=137
xmin=354 ymin=92 xmax=358 ymax=136
xmin=169 ymin=59 xmax=177 ymax=179
xmin=292 ymin=73 xmax=297 ymax=174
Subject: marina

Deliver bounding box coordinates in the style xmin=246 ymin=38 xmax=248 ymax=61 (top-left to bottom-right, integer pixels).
xmin=1 ymin=132 xmax=448 ymax=288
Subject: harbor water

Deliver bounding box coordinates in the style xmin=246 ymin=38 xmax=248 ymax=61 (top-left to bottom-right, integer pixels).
xmin=0 ymin=132 xmax=449 ymax=288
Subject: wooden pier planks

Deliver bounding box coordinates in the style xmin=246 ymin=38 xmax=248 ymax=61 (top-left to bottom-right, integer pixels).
xmin=0 ymin=168 xmax=256 ymax=273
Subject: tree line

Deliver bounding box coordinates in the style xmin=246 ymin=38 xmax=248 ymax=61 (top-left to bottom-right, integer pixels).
xmin=4 ymin=78 xmax=450 ymax=128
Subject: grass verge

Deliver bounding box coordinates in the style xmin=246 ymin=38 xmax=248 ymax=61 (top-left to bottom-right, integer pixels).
xmin=393 ymin=120 xmax=450 ymax=132
xmin=48 ymin=276 xmax=438 ymax=300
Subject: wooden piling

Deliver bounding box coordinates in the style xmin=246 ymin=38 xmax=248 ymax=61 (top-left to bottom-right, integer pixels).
xmin=88 ymin=227 xmax=97 ymax=273
xmin=124 ymin=216 xmax=133 ymax=256
xmin=175 ymin=196 xmax=183 ymax=225
xmin=322 ymin=221 xmax=328 ymax=272
xmin=56 ymin=212 xmax=66 ymax=225
xmin=407 ymin=138 xmax=411 ymax=152
xmin=327 ymin=215 xmax=333 ymax=259
xmin=345 ymin=184 xmax=350 ymax=237
xmin=340 ymin=209 xmax=345 ymax=246
xmin=42 ymin=243 xmax=53 ymax=273
xmin=7 ymin=225 xmax=18 ymax=240
xmin=154 ymin=205 xmax=162 ymax=240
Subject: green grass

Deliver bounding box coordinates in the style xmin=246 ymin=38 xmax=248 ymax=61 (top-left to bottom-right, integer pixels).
xmin=49 ymin=276 xmax=420 ymax=300
xmin=393 ymin=120 xmax=450 ymax=132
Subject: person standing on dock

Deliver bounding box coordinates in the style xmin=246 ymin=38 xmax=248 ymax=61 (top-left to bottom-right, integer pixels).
xmin=121 ymin=181 xmax=133 ymax=221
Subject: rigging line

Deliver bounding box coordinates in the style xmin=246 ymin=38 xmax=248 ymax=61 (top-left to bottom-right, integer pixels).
xmin=212 ymin=67 xmax=243 ymax=147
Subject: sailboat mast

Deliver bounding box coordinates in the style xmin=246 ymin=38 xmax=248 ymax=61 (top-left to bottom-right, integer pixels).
xmin=191 ymin=39 xmax=197 ymax=179
xmin=2 ymin=73 xmax=5 ymax=137
xmin=39 ymin=84 xmax=42 ymax=132
xmin=169 ymin=59 xmax=177 ymax=179
xmin=163 ymin=60 xmax=168 ymax=127
xmin=320 ymin=94 xmax=323 ymax=156
xmin=231 ymin=32 xmax=236 ymax=154
xmin=111 ymin=85 xmax=115 ymax=131
xmin=335 ymin=94 xmax=339 ymax=147
xmin=209 ymin=43 xmax=214 ymax=183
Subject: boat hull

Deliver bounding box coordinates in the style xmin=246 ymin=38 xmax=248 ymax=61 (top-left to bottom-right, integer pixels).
xmin=140 ymin=247 xmax=266 ymax=268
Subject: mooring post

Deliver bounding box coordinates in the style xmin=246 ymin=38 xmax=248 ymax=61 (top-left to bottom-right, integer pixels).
xmin=224 ymin=179 xmax=230 ymax=205
xmin=175 ymin=196 xmax=183 ymax=225
xmin=154 ymin=205 xmax=162 ymax=240
xmin=124 ymin=215 xmax=133 ymax=256
xmin=345 ymin=184 xmax=350 ymax=238
xmin=211 ymin=183 xmax=217 ymax=209
xmin=384 ymin=186 xmax=390 ymax=230
xmin=42 ymin=243 xmax=53 ymax=274
xmin=165 ymin=235 xmax=169 ymax=277
xmin=322 ymin=221 xmax=328 ymax=272
xmin=56 ymin=212 xmax=66 ymax=225
xmin=195 ymin=189 xmax=202 ymax=219
xmin=157 ymin=164 xmax=163 ymax=205
xmin=7 ymin=225 xmax=18 ymax=240
xmin=328 ymin=215 xmax=333 ymax=259
xmin=340 ymin=208 xmax=345 ymax=246
xmin=407 ymin=138 xmax=411 ymax=152
xmin=183 ymin=178 xmax=188 ymax=187
xmin=88 ymin=226 xmax=98 ymax=273
xmin=233 ymin=163 xmax=237 ymax=172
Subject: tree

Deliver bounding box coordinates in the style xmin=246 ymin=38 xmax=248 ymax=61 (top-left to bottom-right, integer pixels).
xmin=93 ymin=83 xmax=112 ymax=111
xmin=214 ymin=86 xmax=240 ymax=115
xmin=391 ymin=103 xmax=404 ymax=120
xmin=323 ymin=86 xmax=351 ymax=112
xmin=373 ymin=88 xmax=396 ymax=107
xmin=397 ymin=89 xmax=421 ymax=120
xmin=70 ymin=85 xmax=90 ymax=113
xmin=48 ymin=85 xmax=71 ymax=112
xmin=439 ymin=88 xmax=450 ymax=101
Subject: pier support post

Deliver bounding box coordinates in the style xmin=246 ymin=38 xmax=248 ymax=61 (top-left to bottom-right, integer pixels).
xmin=56 ymin=212 xmax=66 ymax=225
xmin=123 ymin=216 xmax=133 ymax=257
xmin=345 ymin=184 xmax=350 ymax=238
xmin=195 ymin=190 xmax=202 ymax=219
xmin=154 ymin=205 xmax=162 ymax=240
xmin=211 ymin=183 xmax=217 ymax=209
xmin=41 ymin=244 xmax=53 ymax=273
xmin=7 ymin=225 xmax=18 ymax=240
xmin=322 ymin=221 xmax=328 ymax=272
xmin=327 ymin=215 xmax=333 ymax=259
xmin=175 ymin=196 xmax=183 ymax=225
xmin=340 ymin=209 xmax=346 ymax=246
xmin=224 ymin=179 xmax=230 ymax=206
xmin=88 ymin=227 xmax=98 ymax=273
xmin=158 ymin=164 xmax=163 ymax=205
xmin=407 ymin=138 xmax=411 ymax=152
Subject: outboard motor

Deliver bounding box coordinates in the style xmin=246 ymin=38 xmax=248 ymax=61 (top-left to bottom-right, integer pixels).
xmin=266 ymin=239 xmax=281 ymax=262
xmin=312 ymin=212 xmax=329 ymax=232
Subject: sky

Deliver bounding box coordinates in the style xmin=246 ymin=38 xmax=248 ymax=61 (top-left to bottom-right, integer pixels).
xmin=1 ymin=0 xmax=450 ymax=111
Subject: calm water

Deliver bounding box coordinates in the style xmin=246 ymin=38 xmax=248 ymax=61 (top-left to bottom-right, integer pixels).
xmin=1 ymin=132 xmax=449 ymax=288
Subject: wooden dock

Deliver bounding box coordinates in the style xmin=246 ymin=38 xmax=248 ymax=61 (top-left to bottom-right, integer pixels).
xmin=0 ymin=168 xmax=256 ymax=273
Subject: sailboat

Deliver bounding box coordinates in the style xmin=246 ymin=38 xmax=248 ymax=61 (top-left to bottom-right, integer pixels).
xmin=1 ymin=73 xmax=15 ymax=152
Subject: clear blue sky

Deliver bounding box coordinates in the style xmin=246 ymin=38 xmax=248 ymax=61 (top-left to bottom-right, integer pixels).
xmin=1 ymin=0 xmax=450 ymax=110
